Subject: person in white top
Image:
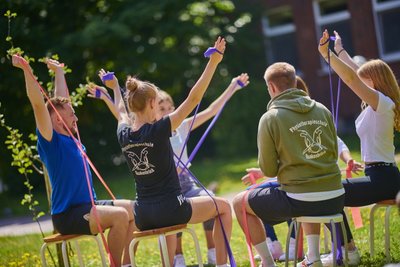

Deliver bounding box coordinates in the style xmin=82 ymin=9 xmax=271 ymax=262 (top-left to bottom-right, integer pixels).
xmin=318 ymin=30 xmax=400 ymax=266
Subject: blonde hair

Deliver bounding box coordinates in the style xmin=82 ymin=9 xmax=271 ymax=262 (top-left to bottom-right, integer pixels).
xmin=158 ymin=90 xmax=174 ymax=107
xmin=264 ymin=62 xmax=296 ymax=91
xmin=357 ymin=59 xmax=400 ymax=131
xmin=296 ymin=76 xmax=310 ymax=96
xmin=125 ymin=76 xmax=158 ymax=113
xmin=46 ymin=97 xmax=70 ymax=115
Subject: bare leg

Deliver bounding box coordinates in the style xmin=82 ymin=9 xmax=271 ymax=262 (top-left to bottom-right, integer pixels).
xmin=188 ymin=196 xmax=232 ymax=265
xmin=233 ymin=191 xmax=266 ymax=245
xmin=114 ymin=200 xmax=137 ymax=265
xmin=89 ymin=205 xmax=129 ymax=267
xmin=205 ymin=230 xmax=215 ymax=249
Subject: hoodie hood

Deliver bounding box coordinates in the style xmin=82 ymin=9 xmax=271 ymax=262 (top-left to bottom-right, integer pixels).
xmin=267 ymin=88 xmax=315 ymax=113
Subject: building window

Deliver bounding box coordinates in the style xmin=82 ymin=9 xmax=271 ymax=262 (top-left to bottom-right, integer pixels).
xmin=373 ymin=0 xmax=400 ymax=61
xmin=313 ymin=0 xmax=354 ymax=68
xmin=262 ymin=6 xmax=299 ymax=70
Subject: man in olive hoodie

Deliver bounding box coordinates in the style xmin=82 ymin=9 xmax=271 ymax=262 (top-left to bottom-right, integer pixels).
xmin=233 ymin=62 xmax=344 ymax=267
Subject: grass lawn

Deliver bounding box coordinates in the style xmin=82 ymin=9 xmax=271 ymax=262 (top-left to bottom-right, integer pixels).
xmin=0 ymin=206 xmax=399 ymax=266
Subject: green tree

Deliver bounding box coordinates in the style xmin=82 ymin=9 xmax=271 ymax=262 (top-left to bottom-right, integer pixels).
xmin=0 ymin=0 xmax=268 ymax=204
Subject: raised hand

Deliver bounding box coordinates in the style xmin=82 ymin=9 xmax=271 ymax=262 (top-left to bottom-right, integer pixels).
xmin=98 ymin=69 xmax=119 ymax=90
xmin=232 ymin=73 xmax=250 ymax=92
xmin=318 ymin=29 xmax=330 ymax=59
xmin=12 ymin=54 xmax=29 ymax=70
xmin=86 ymin=83 xmax=111 ymax=101
xmin=333 ymin=30 xmax=343 ymax=53
xmin=45 ymin=58 xmax=64 ymax=72
xmin=210 ymin=36 xmax=226 ymax=64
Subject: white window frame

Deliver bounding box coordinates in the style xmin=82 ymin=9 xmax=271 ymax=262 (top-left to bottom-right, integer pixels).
xmin=372 ymin=0 xmax=400 ymax=62
xmin=261 ymin=9 xmax=297 ymax=68
xmin=313 ymin=0 xmax=351 ymax=72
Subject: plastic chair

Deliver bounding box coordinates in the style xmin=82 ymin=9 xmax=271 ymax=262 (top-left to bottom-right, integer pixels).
xmin=129 ymin=224 xmax=203 ymax=267
xmin=40 ymin=233 xmax=107 ymax=267
xmin=285 ymin=214 xmax=348 ymax=267
xmin=369 ymin=199 xmax=396 ymax=262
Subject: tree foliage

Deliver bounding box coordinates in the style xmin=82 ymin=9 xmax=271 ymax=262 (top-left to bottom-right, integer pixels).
xmin=0 ymin=0 xmax=268 ymax=200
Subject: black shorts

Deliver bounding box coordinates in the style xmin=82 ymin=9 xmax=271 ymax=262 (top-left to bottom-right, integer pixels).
xmin=52 ymin=200 xmax=114 ymax=235
xmin=134 ymin=194 xmax=192 ymax=231
xmin=248 ymin=187 xmax=345 ymax=225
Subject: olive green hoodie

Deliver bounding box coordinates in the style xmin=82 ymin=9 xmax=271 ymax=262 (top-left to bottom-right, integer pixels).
xmin=257 ymin=89 xmax=342 ymax=193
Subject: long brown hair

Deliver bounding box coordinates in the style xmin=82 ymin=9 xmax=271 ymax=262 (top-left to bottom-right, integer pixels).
xmin=125 ymin=76 xmax=158 ymax=113
xmin=357 ymin=59 xmax=400 ymax=131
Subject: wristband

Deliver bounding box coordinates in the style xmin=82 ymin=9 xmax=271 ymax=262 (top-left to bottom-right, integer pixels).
xmin=102 ymin=72 xmax=114 ymax=82
xmin=204 ymin=47 xmax=223 ymax=58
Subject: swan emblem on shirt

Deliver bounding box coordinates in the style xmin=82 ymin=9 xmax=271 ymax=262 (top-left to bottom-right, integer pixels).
xmin=298 ymin=126 xmax=327 ymax=154
xmin=126 ymin=148 xmax=155 ymax=171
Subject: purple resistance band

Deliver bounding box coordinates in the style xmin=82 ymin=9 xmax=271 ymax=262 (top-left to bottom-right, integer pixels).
xmin=179 ymin=85 xmax=236 ymax=176
xmin=173 ymin=154 xmax=236 ymax=266
xmin=204 ymin=47 xmax=223 ymax=58
xmin=324 ymin=37 xmax=344 ymax=265
xmin=101 ymin=72 xmax=114 ymax=83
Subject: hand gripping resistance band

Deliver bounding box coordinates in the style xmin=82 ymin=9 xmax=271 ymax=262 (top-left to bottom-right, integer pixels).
xmin=204 ymin=47 xmax=223 ymax=58
xmin=95 ymin=87 xmax=115 ymax=103
xmin=18 ymin=56 xmax=117 ymax=267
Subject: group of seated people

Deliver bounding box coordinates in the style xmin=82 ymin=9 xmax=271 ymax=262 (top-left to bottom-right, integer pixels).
xmin=12 ymin=30 xmax=400 ymax=267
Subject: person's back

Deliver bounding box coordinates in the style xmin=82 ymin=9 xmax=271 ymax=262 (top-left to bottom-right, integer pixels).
xmin=258 ymin=88 xmax=342 ymax=193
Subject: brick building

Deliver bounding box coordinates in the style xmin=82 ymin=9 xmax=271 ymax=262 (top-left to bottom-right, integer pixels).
xmin=259 ymin=0 xmax=400 ymax=133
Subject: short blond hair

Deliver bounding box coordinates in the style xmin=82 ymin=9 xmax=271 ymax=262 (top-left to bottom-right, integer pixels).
xmin=264 ymin=62 xmax=296 ymax=91
xmin=45 ymin=97 xmax=70 ymax=115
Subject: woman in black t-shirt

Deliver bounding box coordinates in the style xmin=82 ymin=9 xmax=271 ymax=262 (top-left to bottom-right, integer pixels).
xmin=113 ymin=37 xmax=232 ymax=267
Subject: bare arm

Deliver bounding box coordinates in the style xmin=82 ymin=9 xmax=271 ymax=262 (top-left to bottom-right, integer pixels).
xmin=46 ymin=59 xmax=69 ymax=98
xmin=333 ymin=31 xmax=360 ymax=71
xmin=87 ymin=83 xmax=120 ymax=120
xmin=186 ymin=73 xmax=249 ymax=130
xmin=319 ymin=30 xmax=379 ymax=110
xmin=98 ymin=69 xmax=130 ymax=125
xmin=169 ymin=37 xmax=226 ymax=131
xmin=13 ymin=55 xmax=52 ymax=141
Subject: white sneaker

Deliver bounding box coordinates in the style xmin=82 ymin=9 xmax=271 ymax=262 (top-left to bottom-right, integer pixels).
xmin=297 ymin=256 xmax=323 ymax=267
xmin=207 ymin=248 xmax=216 ymax=265
xmin=278 ymin=237 xmax=298 ymax=262
xmin=320 ymin=247 xmax=360 ymax=266
xmin=173 ymin=254 xmax=186 ymax=267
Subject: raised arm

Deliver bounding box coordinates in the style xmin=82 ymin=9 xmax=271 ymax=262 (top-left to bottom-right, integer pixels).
xmin=186 ymin=73 xmax=249 ymax=130
xmin=169 ymin=37 xmax=226 ymax=131
xmin=98 ymin=69 xmax=130 ymax=125
xmin=46 ymin=59 xmax=69 ymax=98
xmin=333 ymin=31 xmax=360 ymax=71
xmin=87 ymin=83 xmax=120 ymax=120
xmin=319 ymin=29 xmax=379 ymax=110
xmin=13 ymin=55 xmax=52 ymax=140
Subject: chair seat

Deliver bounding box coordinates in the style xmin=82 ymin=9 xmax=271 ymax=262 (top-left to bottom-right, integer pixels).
xmin=43 ymin=233 xmax=82 ymax=243
xmin=376 ymin=199 xmax=396 ymax=205
xmin=296 ymin=214 xmax=343 ymax=224
xmin=132 ymin=224 xmax=187 ymax=238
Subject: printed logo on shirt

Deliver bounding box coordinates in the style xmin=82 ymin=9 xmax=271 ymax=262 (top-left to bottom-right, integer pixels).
xmin=126 ymin=147 xmax=155 ymax=175
xmin=177 ymin=194 xmax=186 ymax=206
xmin=289 ymin=120 xmax=328 ymax=159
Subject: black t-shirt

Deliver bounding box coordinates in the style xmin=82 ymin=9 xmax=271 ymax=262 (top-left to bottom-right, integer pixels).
xmin=117 ymin=116 xmax=181 ymax=201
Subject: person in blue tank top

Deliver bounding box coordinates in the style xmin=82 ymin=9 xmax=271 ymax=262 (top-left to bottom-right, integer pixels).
xmin=12 ymin=55 xmax=135 ymax=267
